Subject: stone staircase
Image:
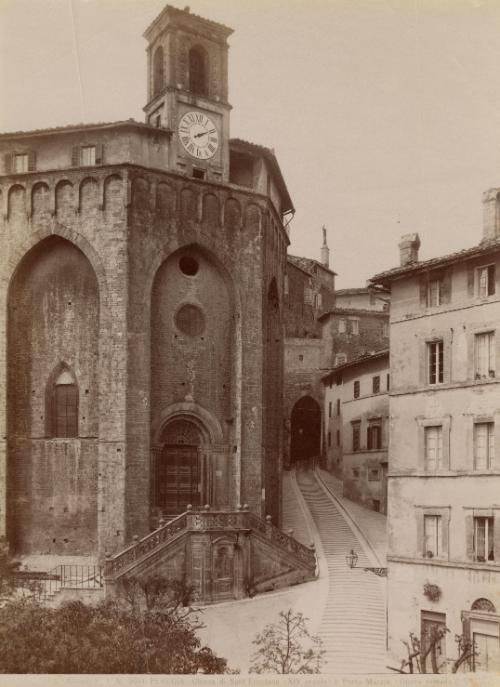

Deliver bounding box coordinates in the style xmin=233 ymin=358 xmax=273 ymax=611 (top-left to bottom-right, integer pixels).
xmin=295 ymin=468 xmax=387 ymax=674
xmin=104 ymin=506 xmax=317 ymax=604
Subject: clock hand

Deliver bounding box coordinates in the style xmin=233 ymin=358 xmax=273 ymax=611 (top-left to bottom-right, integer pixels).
xmin=193 ymin=131 xmax=208 ymax=139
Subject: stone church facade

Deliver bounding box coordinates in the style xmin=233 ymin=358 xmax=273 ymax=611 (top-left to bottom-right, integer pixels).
xmin=0 ymin=5 xmax=293 ymax=563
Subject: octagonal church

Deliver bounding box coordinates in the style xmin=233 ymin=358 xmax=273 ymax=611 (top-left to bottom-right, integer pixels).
xmin=0 ymin=5 xmax=294 ymax=573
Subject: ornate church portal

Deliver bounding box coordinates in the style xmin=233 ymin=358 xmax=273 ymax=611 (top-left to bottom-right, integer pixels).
xmin=154 ymin=419 xmax=211 ymax=518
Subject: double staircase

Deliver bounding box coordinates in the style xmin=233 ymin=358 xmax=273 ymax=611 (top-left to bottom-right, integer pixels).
xmin=105 ymin=505 xmax=317 ymax=604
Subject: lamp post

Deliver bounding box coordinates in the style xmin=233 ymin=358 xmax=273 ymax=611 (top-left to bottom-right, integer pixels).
xmin=345 ymin=548 xmax=387 ymax=577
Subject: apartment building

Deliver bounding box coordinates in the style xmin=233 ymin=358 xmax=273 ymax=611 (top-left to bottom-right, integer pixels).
xmin=371 ymin=189 xmax=500 ymax=672
xmin=323 ymin=350 xmax=389 ymax=512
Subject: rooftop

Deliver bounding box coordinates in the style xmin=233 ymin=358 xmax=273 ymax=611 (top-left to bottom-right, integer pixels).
xmin=322 ymin=348 xmax=389 ymax=383
xmin=287 ymin=254 xmax=337 ymax=277
xmin=143 ymin=4 xmax=233 ymax=42
xmin=336 ymin=286 xmax=389 ymax=296
xmin=0 ymin=119 xmax=171 ymax=140
xmin=318 ymin=307 xmax=389 ymax=322
xmin=231 ymin=138 xmax=294 ymax=215
xmin=371 ymin=237 xmax=500 ymax=287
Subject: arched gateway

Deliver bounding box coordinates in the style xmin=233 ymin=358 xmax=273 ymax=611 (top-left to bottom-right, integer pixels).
xmin=290 ymin=396 xmax=321 ymax=463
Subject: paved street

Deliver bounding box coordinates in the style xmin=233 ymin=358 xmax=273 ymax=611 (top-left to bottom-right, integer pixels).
xmin=199 ymin=468 xmax=387 ymax=674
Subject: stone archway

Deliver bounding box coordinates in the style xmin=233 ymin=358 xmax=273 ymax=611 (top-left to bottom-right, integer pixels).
xmin=151 ymin=412 xmax=221 ymax=522
xmin=290 ymin=396 xmax=321 ymax=463
xmin=7 ymin=235 xmax=99 ymax=555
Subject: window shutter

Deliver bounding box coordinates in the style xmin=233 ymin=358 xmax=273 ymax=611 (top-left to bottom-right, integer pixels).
xmin=4 ymin=153 xmax=12 ymax=173
xmin=441 ymin=270 xmax=452 ymax=304
xmin=419 ymin=278 xmax=428 ymax=307
xmin=467 ymin=266 xmax=475 ymax=296
xmin=488 ymin=264 xmax=496 ymax=296
xmin=461 ymin=616 xmax=472 ymax=665
xmin=71 ymin=146 xmax=80 ymax=167
xmin=95 ymin=143 xmax=104 ymax=165
xmin=416 ymin=511 xmax=424 ymax=557
xmin=27 ymin=150 xmax=37 ymax=172
xmin=465 ymin=514 xmax=474 ymax=560
xmin=493 ymin=514 xmax=500 ymax=562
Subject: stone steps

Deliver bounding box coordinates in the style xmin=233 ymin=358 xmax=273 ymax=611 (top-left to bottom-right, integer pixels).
xmin=295 ymin=470 xmax=388 ymax=674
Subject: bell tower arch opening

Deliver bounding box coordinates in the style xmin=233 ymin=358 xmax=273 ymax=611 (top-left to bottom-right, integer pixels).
xmin=290 ymin=396 xmax=321 ymax=465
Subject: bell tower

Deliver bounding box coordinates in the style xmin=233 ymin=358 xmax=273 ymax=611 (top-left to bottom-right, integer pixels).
xmin=143 ymin=5 xmax=233 ymax=183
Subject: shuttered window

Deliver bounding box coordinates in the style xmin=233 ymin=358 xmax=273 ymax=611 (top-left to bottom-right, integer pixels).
xmin=478 ymin=265 xmax=496 ymax=298
xmin=474 ymin=516 xmax=494 ymax=562
xmin=367 ymin=423 xmax=382 ymax=450
xmin=428 ymin=341 xmax=444 ymax=384
xmin=424 ymin=514 xmax=442 ymax=558
xmin=54 ymin=383 xmax=78 ymax=438
xmin=424 ymin=426 xmax=443 ymax=471
xmin=428 ymin=279 xmax=442 ymax=306
xmin=474 ymin=422 xmax=494 ymax=470
xmin=14 ymin=154 xmax=28 ymax=173
xmin=352 ymin=421 xmax=361 ymax=451
xmin=475 ymin=332 xmax=495 ymax=379
xmin=71 ymin=144 xmax=104 ymax=167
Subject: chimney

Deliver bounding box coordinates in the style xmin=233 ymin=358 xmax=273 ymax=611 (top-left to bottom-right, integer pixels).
xmin=482 ymin=188 xmax=500 ymax=241
xmin=321 ymin=225 xmax=330 ymax=268
xmin=398 ymin=233 xmax=420 ymax=266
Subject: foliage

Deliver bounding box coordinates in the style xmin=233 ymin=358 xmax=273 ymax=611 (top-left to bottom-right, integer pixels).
xmin=0 ymin=537 xmax=42 ymax=602
xmin=0 ymin=538 xmax=21 ymax=602
xmin=249 ymin=609 xmax=325 ymax=674
xmin=423 ymin=582 xmax=442 ymax=602
xmin=0 ymin=574 xmax=231 ymax=674
xmin=387 ymin=627 xmax=477 ymax=674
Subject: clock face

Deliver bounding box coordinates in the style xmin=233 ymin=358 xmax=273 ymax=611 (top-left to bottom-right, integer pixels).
xmin=178 ymin=111 xmax=219 ymax=160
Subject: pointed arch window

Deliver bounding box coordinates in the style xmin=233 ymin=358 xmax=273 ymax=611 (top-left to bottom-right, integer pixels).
xmin=189 ymin=46 xmax=208 ymax=96
xmin=50 ymin=369 xmax=79 ymax=438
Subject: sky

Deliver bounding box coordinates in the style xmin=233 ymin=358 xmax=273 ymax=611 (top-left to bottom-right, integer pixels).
xmin=1 ymin=0 xmax=500 ymax=288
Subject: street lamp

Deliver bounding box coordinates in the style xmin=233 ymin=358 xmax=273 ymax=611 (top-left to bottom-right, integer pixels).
xmin=345 ymin=549 xmax=358 ymax=569
xmin=345 ymin=548 xmax=387 ymax=577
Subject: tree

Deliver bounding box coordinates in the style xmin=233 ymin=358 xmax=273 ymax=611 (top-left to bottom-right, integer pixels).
xmin=0 ymin=538 xmax=21 ymax=602
xmin=0 ymin=575 xmax=232 ymax=673
xmin=249 ymin=609 xmax=325 ymax=674
xmin=387 ymin=627 xmax=477 ymax=674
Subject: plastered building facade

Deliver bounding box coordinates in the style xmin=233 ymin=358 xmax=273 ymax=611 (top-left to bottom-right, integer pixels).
xmin=323 ymin=351 xmax=389 ymax=513
xmin=0 ymin=5 xmax=293 ymax=562
xmin=372 ymin=189 xmax=500 ymax=672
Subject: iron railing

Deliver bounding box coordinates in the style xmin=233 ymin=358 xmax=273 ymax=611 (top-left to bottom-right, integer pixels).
xmin=105 ymin=507 xmax=316 ymax=579
xmin=19 ymin=565 xmax=104 ymax=601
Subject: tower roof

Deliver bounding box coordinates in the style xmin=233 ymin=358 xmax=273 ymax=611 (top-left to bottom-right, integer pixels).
xmin=143 ymin=4 xmax=234 ymax=44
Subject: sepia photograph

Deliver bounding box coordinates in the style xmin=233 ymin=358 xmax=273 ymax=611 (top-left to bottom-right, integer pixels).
xmin=0 ymin=0 xmax=500 ymax=682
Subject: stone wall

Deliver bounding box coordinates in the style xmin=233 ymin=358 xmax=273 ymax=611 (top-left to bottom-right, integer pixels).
xmin=0 ymin=162 xmax=287 ymax=557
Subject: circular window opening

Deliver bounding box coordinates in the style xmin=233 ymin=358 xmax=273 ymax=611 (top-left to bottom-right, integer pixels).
xmin=175 ymin=304 xmax=205 ymax=336
xmin=179 ymin=255 xmax=199 ymax=276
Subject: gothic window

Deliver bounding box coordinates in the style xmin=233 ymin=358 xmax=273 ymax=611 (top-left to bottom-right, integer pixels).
xmin=49 ymin=369 xmax=78 ymax=438
xmin=189 ymin=46 xmax=208 ymax=96
xmin=153 ymin=45 xmax=164 ymax=95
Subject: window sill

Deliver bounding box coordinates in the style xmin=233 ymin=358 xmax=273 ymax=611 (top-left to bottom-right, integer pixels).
xmin=387 ymin=555 xmax=500 ymax=573
xmin=391 ymin=377 xmax=500 ymax=396
xmin=389 ymin=470 xmax=500 ymax=478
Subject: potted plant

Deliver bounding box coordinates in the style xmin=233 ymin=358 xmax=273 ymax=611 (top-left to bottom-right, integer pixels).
xmin=423 ymin=582 xmax=442 ymax=602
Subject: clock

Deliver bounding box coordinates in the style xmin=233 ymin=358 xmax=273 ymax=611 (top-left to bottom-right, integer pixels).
xmin=178 ymin=111 xmax=219 ymax=160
